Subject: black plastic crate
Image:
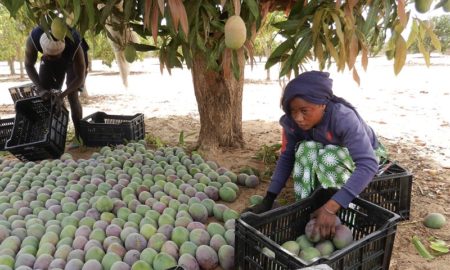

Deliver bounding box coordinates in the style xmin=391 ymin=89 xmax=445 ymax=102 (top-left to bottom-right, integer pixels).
xmin=235 ymin=188 xmax=400 ymax=270
xmin=0 ymin=118 xmax=15 ymax=151
xmin=361 ymin=162 xmax=413 ymax=220
xmin=5 ymin=97 xmax=68 ymax=161
xmin=8 ymin=83 xmax=37 ymax=103
xmin=79 ymin=111 xmax=145 ymax=147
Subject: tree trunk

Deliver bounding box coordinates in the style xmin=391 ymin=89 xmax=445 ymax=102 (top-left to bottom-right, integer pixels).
xmin=16 ymin=46 xmax=25 ymax=79
xmin=191 ymin=50 xmax=245 ymax=151
xmin=8 ymin=59 xmax=15 ymax=75
xmin=88 ymin=57 xmax=93 ymax=72
xmin=264 ymin=46 xmax=272 ymax=81
xmin=19 ymin=60 xmax=24 ymax=79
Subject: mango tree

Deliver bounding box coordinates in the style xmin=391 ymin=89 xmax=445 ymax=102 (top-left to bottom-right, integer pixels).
xmin=254 ymin=11 xmax=284 ymax=80
xmin=0 ymin=5 xmax=34 ymax=77
xmin=0 ymin=0 xmax=443 ymax=150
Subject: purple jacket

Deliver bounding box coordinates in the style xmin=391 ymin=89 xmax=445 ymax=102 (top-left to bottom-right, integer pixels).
xmin=268 ymin=101 xmax=379 ymax=207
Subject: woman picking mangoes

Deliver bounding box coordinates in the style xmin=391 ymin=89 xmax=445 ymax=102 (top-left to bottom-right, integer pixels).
xmin=246 ymin=71 xmax=387 ymax=239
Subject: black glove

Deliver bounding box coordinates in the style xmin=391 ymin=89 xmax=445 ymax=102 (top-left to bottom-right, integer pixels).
xmin=243 ymin=191 xmax=277 ymax=214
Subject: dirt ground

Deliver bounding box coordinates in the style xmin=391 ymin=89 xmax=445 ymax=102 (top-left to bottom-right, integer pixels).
xmin=1 ymin=56 xmax=450 ymax=269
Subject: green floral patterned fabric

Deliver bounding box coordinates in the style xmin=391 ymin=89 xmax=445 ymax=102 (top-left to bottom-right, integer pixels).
xmin=293 ymin=141 xmax=388 ymax=200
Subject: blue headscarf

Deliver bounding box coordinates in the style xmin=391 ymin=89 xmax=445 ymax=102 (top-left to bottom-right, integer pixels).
xmin=281 ymin=71 xmax=357 ymax=115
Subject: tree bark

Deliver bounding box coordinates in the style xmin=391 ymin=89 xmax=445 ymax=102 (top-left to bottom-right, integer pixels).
xmin=19 ymin=60 xmax=24 ymax=79
xmin=265 ymin=47 xmax=272 ymax=80
xmin=16 ymin=46 xmax=25 ymax=79
xmin=191 ymin=50 xmax=245 ymax=151
xmin=8 ymin=59 xmax=15 ymax=75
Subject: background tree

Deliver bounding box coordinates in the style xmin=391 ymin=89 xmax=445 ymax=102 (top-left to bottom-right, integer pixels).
xmin=254 ymin=11 xmax=284 ymax=80
xmin=85 ymin=31 xmax=116 ymax=70
xmin=0 ymin=5 xmax=33 ymax=78
xmin=265 ymin=1 xmax=444 ymax=82
xmin=408 ymin=15 xmax=450 ymax=53
xmin=433 ymin=15 xmax=450 ymax=53
xmin=0 ymin=0 xmax=445 ymax=151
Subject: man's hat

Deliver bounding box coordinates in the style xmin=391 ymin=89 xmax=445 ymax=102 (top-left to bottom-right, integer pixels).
xmin=39 ymin=33 xmax=65 ymax=56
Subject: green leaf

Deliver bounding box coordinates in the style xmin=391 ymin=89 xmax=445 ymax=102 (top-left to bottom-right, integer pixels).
xmin=385 ymin=33 xmax=398 ymax=51
xmin=243 ymin=0 xmax=259 ymax=19
xmin=72 ymin=0 xmax=81 ymax=26
xmin=85 ymin=0 xmax=95 ymax=29
xmin=394 ymin=35 xmax=406 ymax=75
xmin=2 ymin=0 xmax=24 ymax=17
xmin=412 ymin=236 xmax=435 ymax=260
xmin=291 ymin=1 xmax=316 ymax=19
xmin=23 ymin=1 xmax=38 ymax=24
xmin=430 ymin=242 xmax=449 ymax=254
xmin=185 ymin=0 xmax=202 ymax=26
xmin=324 ymin=36 xmax=339 ymax=63
xmin=124 ymin=0 xmax=133 ymax=23
xmin=362 ymin=0 xmax=380 ymax=35
xmin=433 ymin=0 xmax=447 ymax=8
xmin=406 ymin=20 xmax=418 ymax=48
xmin=132 ymin=43 xmax=159 ymax=51
xmin=430 ymin=239 xmax=450 ymax=255
xmin=128 ymin=22 xmax=148 ymax=35
xmin=330 ymin=12 xmax=344 ymax=46
xmin=100 ymin=0 xmax=117 ymax=26
xmin=279 ymin=57 xmax=292 ymax=78
xmin=57 ymin=0 xmax=67 ymax=8
xmin=210 ymin=20 xmax=224 ymax=32
xmin=311 ymin=9 xmax=324 ymax=44
xmin=231 ymin=49 xmax=240 ymax=80
xmin=196 ymin=33 xmax=207 ymax=52
xmin=201 ymin=1 xmax=220 ymax=18
xmin=167 ymin=40 xmax=183 ymax=69
xmin=65 ymin=26 xmax=75 ymax=42
xmin=181 ymin=44 xmax=192 ymax=68
xmin=201 ymin=10 xmax=210 ymax=41
xmin=273 ymin=19 xmax=303 ymax=32
xmin=418 ymin=40 xmax=430 ymax=67
xmin=425 ymin=26 xmax=442 ymax=51
xmin=291 ymin=30 xmax=313 ymax=65
xmin=383 ymin=0 xmax=392 ymax=29
xmin=265 ymin=38 xmax=294 ymax=69
xmin=206 ymin=50 xmax=220 ymax=71
xmin=178 ymin=131 xmax=185 ymax=146
xmin=79 ymin=6 xmax=89 ymax=37
xmin=207 ymin=43 xmax=220 ymax=69
xmin=39 ymin=14 xmax=50 ymax=32
xmin=188 ymin=29 xmax=197 ymax=50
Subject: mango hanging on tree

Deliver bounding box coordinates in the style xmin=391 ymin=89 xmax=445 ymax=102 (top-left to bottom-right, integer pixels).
xmin=124 ymin=44 xmax=137 ymax=63
xmin=51 ymin=17 xmax=67 ymax=40
xmin=415 ymin=0 xmax=433 ymax=13
xmin=224 ymin=15 xmax=246 ymax=50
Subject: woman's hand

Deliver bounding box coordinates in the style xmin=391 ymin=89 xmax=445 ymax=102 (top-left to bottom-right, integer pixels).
xmin=310 ymin=200 xmax=341 ymax=240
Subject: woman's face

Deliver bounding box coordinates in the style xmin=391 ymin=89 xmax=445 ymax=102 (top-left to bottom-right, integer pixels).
xmin=289 ymin=97 xmax=326 ymax=130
